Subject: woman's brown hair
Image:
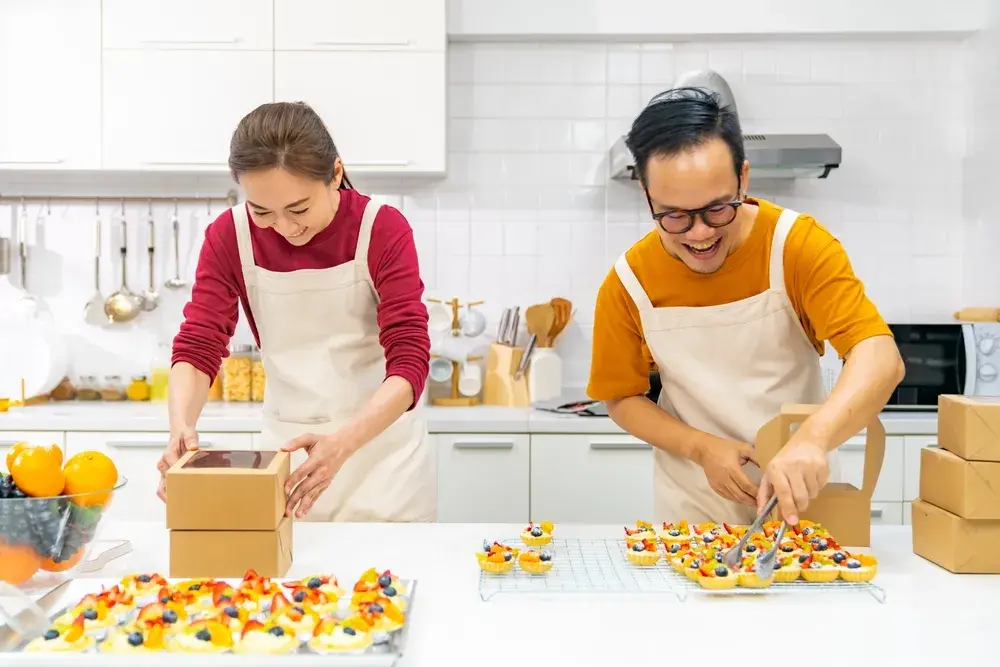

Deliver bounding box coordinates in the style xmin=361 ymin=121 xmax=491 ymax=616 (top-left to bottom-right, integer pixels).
xmin=228 ymin=101 xmax=354 ymax=190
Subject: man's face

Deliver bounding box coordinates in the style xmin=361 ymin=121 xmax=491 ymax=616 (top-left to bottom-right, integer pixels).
xmin=643 ymin=137 xmax=750 ymax=275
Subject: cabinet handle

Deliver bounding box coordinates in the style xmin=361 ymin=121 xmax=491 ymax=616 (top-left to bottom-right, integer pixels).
xmin=0 ymin=440 xmax=23 ymax=447
xmin=312 ymin=40 xmax=410 ymax=47
xmin=346 ymin=160 xmax=410 ymax=167
xmin=139 ymin=38 xmax=243 ymax=46
xmin=870 ymin=508 xmax=883 ymax=518
xmin=0 ymin=159 xmax=65 ymax=165
xmin=841 ymin=443 xmax=865 ymax=451
xmin=590 ymin=441 xmax=650 ymax=450
xmin=452 ymin=440 xmax=514 ymax=450
xmin=107 ymin=440 xmax=213 ymax=449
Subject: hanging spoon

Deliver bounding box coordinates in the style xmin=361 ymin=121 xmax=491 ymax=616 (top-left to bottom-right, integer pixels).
xmin=164 ymin=199 xmax=187 ymax=290
xmin=141 ymin=200 xmax=159 ymax=311
xmin=84 ymin=201 xmax=107 ymax=325
xmin=104 ymin=202 xmax=141 ymax=324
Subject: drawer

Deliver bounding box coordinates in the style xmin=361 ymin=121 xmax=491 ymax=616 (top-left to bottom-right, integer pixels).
xmin=870 ymin=501 xmax=903 ymax=526
xmin=835 ymin=435 xmax=904 ymax=502
xmin=436 ymin=433 xmax=529 ymax=523
xmin=902 ymin=435 xmax=937 ymax=502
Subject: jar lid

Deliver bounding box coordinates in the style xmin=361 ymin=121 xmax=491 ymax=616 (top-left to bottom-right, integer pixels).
xmin=131 ymin=375 xmax=148 ymax=382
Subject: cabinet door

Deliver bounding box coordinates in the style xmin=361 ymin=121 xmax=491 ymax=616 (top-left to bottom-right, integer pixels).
xmin=835 ymin=435 xmax=904 ymax=502
xmin=0 ymin=0 xmax=101 ymax=169
xmin=274 ymin=51 xmax=446 ymax=175
xmin=531 ymin=434 xmax=654 ymax=524
xmin=102 ymin=0 xmax=273 ymax=50
xmin=436 ymin=434 xmax=529 ymax=523
xmin=64 ymin=432 xmax=253 ymax=523
xmin=275 ymin=0 xmax=445 ymax=52
xmin=102 ymin=50 xmax=274 ymax=170
xmin=902 ymin=435 xmax=937 ymax=502
xmin=870 ymin=501 xmax=903 ymax=526
xmin=0 ymin=432 xmax=68 ymax=470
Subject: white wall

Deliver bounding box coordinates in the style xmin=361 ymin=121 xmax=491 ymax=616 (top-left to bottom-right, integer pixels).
xmin=0 ymin=34 xmax=976 ymax=391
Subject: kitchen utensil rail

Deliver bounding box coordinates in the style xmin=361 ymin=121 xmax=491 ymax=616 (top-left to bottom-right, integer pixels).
xmin=478 ymin=537 xmax=885 ymax=603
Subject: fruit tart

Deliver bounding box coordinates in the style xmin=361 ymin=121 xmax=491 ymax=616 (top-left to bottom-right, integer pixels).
xmin=520 ymin=521 xmax=554 ymax=547
xmin=120 ymin=573 xmax=169 ymax=602
xmin=24 ymin=615 xmax=96 ymax=653
xmin=307 ymin=616 xmax=373 ymax=654
xmin=154 ymin=585 xmax=202 ymax=618
xmin=266 ymin=591 xmax=321 ymax=638
xmin=664 ymin=541 xmax=691 ymax=568
xmin=166 ymin=619 xmax=234 ymax=654
xmin=284 ymin=582 xmax=340 ymax=616
xmin=625 ymin=538 xmax=661 ymax=566
xmin=681 ymin=555 xmax=704 ymax=581
xmin=99 ymin=622 xmax=169 ymax=654
xmin=352 ymin=567 xmax=407 ymax=603
xmin=356 ymin=597 xmax=406 ymax=634
xmin=658 ymin=519 xmax=692 ymax=545
xmin=623 ymin=520 xmax=657 ymax=547
xmin=283 ymin=574 xmax=345 ymax=600
xmin=477 ymin=540 xmax=519 ymax=574
xmin=53 ymin=590 xmax=123 ymax=631
xmin=127 ymin=601 xmax=189 ymax=635
xmin=232 ymin=619 xmax=300 ymax=655
xmin=839 ymin=553 xmax=878 ymax=582
xmin=518 ymin=549 xmax=554 ymax=574
xmin=239 ymin=568 xmax=281 ymax=599
xmin=204 ymin=603 xmax=252 ymax=634
xmin=696 ymin=562 xmax=738 ymax=590
xmin=771 ymin=554 xmax=801 ymax=583
xmin=735 ymin=555 xmax=774 ymax=588
xmin=798 ymin=553 xmax=840 ymax=583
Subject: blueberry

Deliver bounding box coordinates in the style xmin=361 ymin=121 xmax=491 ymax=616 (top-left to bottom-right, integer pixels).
xmin=377 ymin=574 xmax=392 ymax=588
xmin=483 ymin=541 xmax=491 ymax=553
xmin=798 ymin=553 xmax=810 ymax=564
xmin=189 ymin=583 xmax=202 ymax=591
xmin=539 ymin=553 xmax=551 ymax=562
xmin=219 ymin=595 xmax=232 ymax=603
xmin=745 ymin=545 xmax=756 ymax=553
xmin=802 ymin=527 xmax=814 ymax=536
xmin=832 ymin=552 xmax=847 ymax=564
xmin=530 ymin=527 xmax=543 ymax=537
xmin=224 ymin=606 xmax=239 ymax=619
xmin=162 ymin=610 xmax=178 ymax=624
xmin=781 ymin=545 xmax=794 ymax=553
xmin=383 ymin=585 xmax=397 ymax=596
xmin=293 ymin=590 xmax=307 ymax=603
xmin=83 ymin=609 xmax=98 ymax=621
xmin=713 ymin=552 xmax=723 ymax=562
xmin=196 ymin=629 xmax=212 ymax=641
xmin=307 ymin=577 xmax=322 ymax=589
xmin=127 ymin=632 xmax=143 ymax=646
xmin=343 ymin=627 xmax=357 ymax=636
xmin=44 ymin=629 xmax=60 ymax=641
xmin=702 ymin=534 xmax=715 ymax=543
xmin=503 ymin=552 xmax=512 ymax=561
xmin=268 ymin=626 xmax=285 ymax=637
xmin=846 ymin=558 xmax=861 ymax=569
xmin=293 ymin=606 xmax=305 ymax=615
xmin=713 ymin=565 xmax=728 ymax=577
xmin=160 ymin=596 xmax=171 ymax=604
xmin=816 ymin=539 xmax=829 ymax=551
xmin=632 ymin=543 xmax=644 ymax=552
xmin=137 ymin=574 xmax=151 ymax=583
xmin=688 ymin=560 xmax=701 ymax=569
xmin=668 ymin=544 xmax=681 ymax=553
xmin=774 ymin=561 xmax=783 ymax=570
xmin=369 ymin=603 xmax=384 ymax=614
xmin=668 ymin=529 xmax=680 ymax=537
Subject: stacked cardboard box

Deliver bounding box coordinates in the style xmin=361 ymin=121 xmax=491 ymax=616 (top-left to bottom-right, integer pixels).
xmin=912 ymin=395 xmax=1000 ymax=573
xmin=165 ymin=449 xmax=293 ymax=578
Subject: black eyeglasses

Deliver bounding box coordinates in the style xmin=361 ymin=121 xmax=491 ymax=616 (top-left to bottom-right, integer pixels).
xmin=645 ymin=191 xmax=744 ymax=235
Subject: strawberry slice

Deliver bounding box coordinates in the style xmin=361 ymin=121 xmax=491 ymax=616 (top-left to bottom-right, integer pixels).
xmin=64 ymin=614 xmax=85 ymax=643
xmin=240 ymin=620 xmax=265 ymax=639
xmin=269 ymin=591 xmax=290 ymax=613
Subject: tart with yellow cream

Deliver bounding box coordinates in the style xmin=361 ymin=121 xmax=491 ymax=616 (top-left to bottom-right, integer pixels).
xmin=233 ymin=619 xmax=300 ymax=655
xmin=266 ymin=592 xmax=320 ymax=638
xmin=120 ymin=573 xmax=169 ymax=602
xmin=283 ymin=574 xmax=345 ymax=600
xmin=283 ymin=583 xmax=340 ymax=616
xmin=799 ymin=553 xmax=840 ymax=583
xmin=771 ymin=554 xmax=801 ymax=583
xmin=166 ymin=619 xmax=234 ymax=654
xmin=356 ymin=598 xmax=406 ymax=634
xmin=126 ymin=601 xmax=189 ymax=635
xmin=24 ymin=615 xmax=96 ymax=653
xmin=518 ymin=549 xmax=554 ymax=574
xmin=625 ymin=538 xmax=661 ymax=566
xmin=477 ymin=540 xmax=519 ymax=574
xmin=736 ymin=556 xmax=774 ymax=588
xmin=239 ymin=569 xmax=280 ymax=598
xmin=52 ymin=591 xmax=122 ymax=631
xmin=307 ymin=616 xmax=373 ymax=654
xmin=99 ymin=622 xmax=168 ymax=654
xmin=839 ymin=553 xmax=878 ymax=582
xmin=658 ymin=520 xmax=692 ymax=545
xmin=623 ymin=521 xmax=657 ymax=547
xmin=520 ymin=521 xmax=554 ymax=547
xmin=696 ymin=562 xmax=739 ymax=590
xmin=353 ymin=567 xmax=407 ymax=598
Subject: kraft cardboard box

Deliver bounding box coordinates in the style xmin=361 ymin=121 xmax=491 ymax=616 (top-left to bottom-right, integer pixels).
xmin=170 ymin=516 xmax=293 ymax=578
xmin=911 ymin=499 xmax=1000 ymax=573
xmin=166 ymin=449 xmax=290 ymax=531
xmin=937 ymin=395 xmax=1000 ymax=462
xmin=919 ymin=446 xmax=1000 ymax=520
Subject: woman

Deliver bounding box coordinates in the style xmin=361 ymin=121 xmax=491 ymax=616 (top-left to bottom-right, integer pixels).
xmin=155 ymin=101 xmax=435 ymax=523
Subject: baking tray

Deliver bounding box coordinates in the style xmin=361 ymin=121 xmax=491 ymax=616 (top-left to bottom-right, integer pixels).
xmin=0 ymin=576 xmax=417 ymax=666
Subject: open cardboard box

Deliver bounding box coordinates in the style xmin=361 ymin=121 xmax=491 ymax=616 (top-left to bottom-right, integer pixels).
xmin=754 ymin=404 xmax=886 ymax=547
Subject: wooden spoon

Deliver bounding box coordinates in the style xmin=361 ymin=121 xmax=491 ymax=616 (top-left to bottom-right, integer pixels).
xmin=525 ymin=304 xmax=556 ymax=347
xmin=548 ymin=297 xmax=573 ymax=344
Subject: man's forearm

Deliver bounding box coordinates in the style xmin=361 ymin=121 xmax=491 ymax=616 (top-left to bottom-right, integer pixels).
xmin=168 ymin=362 xmax=211 ymax=432
xmin=606 ymin=395 xmax=717 ymax=464
xmin=798 ymin=335 xmax=905 ymax=452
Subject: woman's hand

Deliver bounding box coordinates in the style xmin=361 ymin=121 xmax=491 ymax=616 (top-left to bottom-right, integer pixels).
xmin=156 ymin=427 xmax=200 ymax=502
xmin=281 ymin=432 xmax=361 ymax=518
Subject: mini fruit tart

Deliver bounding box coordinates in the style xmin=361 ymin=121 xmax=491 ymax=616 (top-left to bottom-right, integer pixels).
xmin=283 ymin=574 xmax=345 ymax=600
xmin=839 ymin=553 xmax=878 ymax=582
xmin=120 ymin=573 xmax=169 ymax=602
xmin=266 ymin=592 xmax=321 ymax=638
xmin=623 ymin=521 xmax=657 ymax=547
xmin=233 ymin=619 xmax=300 ymax=655
xmin=696 ymin=562 xmax=739 ymax=590
xmin=625 ymin=538 xmax=661 ymax=566
xmin=154 ymin=585 xmax=202 ymax=618
xmin=24 ymin=615 xmax=96 ymax=653
xmin=307 ymin=616 xmax=373 ymax=654
xmin=682 ymin=556 xmax=704 ymax=580
xmin=664 ymin=542 xmax=691 ymax=568
xmin=354 ymin=567 xmax=407 ymax=598
xmin=99 ymin=623 xmax=169 ymax=654
xmin=284 ymin=583 xmax=340 ymax=616
xmin=771 ymin=554 xmax=801 ymax=583
xmin=166 ymin=619 xmax=234 ymax=654
xmin=521 ymin=521 xmax=554 ymax=547
xmin=805 ymin=534 xmax=841 ymax=556
xmin=477 ymin=541 xmax=518 ymax=574
xmin=204 ymin=604 xmax=252 ymax=633
xmin=239 ymin=569 xmax=281 ymax=599
xmin=735 ymin=556 xmax=773 ymax=588
xmin=799 ymin=553 xmax=840 ymax=583
xmin=98 ymin=584 xmax=137 ymax=616
xmin=793 ymin=520 xmax=829 ymax=540
xmin=127 ymin=601 xmax=188 ymax=635
xmin=53 ymin=592 xmax=122 ymax=632
xmin=356 ymin=598 xmax=406 ymax=633
xmin=658 ymin=519 xmax=692 ymax=545
xmin=518 ymin=549 xmax=554 ymax=574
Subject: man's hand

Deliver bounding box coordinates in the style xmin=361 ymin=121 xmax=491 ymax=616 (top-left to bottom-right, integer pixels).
xmin=693 ymin=437 xmax=759 ymax=506
xmin=281 ymin=432 xmax=360 ymax=519
xmin=156 ymin=427 xmax=200 ymax=502
xmin=757 ymin=440 xmax=829 ymax=525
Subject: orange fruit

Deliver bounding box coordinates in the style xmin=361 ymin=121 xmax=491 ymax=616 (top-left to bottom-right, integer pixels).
xmin=40 ymin=548 xmax=85 ymax=573
xmin=4 ymin=441 xmax=27 ymax=473
xmin=0 ymin=543 xmax=41 ymax=584
xmin=9 ymin=446 xmax=66 ymax=497
xmin=62 ymin=451 xmax=118 ymax=507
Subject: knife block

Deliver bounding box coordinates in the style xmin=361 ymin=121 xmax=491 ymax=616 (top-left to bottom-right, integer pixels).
xmin=483 ymin=343 xmax=530 ymax=407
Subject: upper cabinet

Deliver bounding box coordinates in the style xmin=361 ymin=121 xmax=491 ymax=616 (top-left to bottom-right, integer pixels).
xmin=274 ymin=0 xmax=446 ymax=52
xmin=102 ymin=0 xmax=274 ymax=50
xmin=0 ymin=0 xmax=102 ymax=170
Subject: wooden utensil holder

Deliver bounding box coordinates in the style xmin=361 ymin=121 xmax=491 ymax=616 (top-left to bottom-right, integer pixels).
xmin=428 ymin=296 xmax=484 ymax=407
xmin=482 ymin=343 xmax=530 ymax=407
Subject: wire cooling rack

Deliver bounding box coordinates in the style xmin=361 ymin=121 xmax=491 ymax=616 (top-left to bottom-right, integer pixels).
xmin=478 ymin=537 xmax=886 ymax=603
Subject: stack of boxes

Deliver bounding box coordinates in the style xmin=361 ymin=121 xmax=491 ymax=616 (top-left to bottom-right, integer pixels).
xmin=165 ymin=449 xmax=294 ymax=578
xmin=912 ymin=395 xmax=1000 ymax=573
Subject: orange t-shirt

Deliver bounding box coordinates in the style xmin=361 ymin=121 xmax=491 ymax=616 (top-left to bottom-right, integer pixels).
xmin=586 ymin=197 xmax=892 ymax=402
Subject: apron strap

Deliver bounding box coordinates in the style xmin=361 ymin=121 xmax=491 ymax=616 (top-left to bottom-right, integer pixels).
xmin=614 ymin=252 xmax=654 ymax=312
xmin=353 ymin=197 xmax=382 ymax=285
xmin=768 ymin=207 xmax=800 ymax=293
xmin=232 ymin=203 xmax=257 ymax=270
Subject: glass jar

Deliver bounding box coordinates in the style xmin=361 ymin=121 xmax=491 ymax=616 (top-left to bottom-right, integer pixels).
xmin=150 ymin=344 xmax=171 ymax=402
xmin=76 ymin=375 xmax=101 ymax=401
xmin=101 ymin=375 xmax=126 ymax=401
xmin=222 ymin=344 xmax=253 ymax=402
xmin=251 ymin=346 xmax=266 ymax=402
xmin=127 ymin=375 xmax=151 ymax=402
xmin=208 ymin=373 xmax=223 ymax=402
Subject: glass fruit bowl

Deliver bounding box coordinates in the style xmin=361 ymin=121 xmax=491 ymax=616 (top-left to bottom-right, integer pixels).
xmin=0 ymin=475 xmax=128 ymax=589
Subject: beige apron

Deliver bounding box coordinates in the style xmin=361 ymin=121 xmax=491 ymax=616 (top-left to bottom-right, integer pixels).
xmin=233 ymin=200 xmax=437 ymax=523
xmin=615 ymin=207 xmax=840 ymax=525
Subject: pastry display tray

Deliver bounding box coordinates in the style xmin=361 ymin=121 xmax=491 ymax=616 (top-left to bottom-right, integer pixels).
xmin=0 ymin=576 xmax=418 ymax=667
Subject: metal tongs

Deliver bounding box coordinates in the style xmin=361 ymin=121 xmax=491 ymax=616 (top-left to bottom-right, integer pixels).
xmin=722 ymin=494 xmax=778 ymax=569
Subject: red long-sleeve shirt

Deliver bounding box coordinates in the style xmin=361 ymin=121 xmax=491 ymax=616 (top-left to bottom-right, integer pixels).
xmin=171 ymin=189 xmax=430 ymax=408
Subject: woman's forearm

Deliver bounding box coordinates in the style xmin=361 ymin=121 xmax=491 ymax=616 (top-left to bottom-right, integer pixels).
xmin=168 ymin=362 xmax=211 ymax=432
xmin=339 ymin=375 xmax=415 ymax=451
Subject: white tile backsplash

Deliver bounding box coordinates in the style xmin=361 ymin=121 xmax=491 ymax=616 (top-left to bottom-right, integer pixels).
xmin=2 ymin=35 xmax=990 ymax=391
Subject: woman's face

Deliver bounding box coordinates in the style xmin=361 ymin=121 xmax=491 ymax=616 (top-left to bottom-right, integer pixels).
xmin=241 ymin=164 xmax=343 ymax=247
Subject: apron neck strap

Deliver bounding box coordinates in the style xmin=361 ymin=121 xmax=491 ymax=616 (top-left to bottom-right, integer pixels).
xmin=768 ymin=208 xmax=800 ymax=293
xmin=232 ymin=202 xmax=257 ymax=270
xmin=614 ymin=252 xmax=654 ymax=312
xmin=354 ymin=198 xmax=382 ymax=265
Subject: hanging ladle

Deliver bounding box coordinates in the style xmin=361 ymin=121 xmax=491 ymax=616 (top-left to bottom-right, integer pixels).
xmin=141 ymin=200 xmax=159 ymax=311
xmin=104 ymin=203 xmax=141 ymax=324
xmin=84 ymin=201 xmax=107 ymax=326
xmin=164 ymin=199 xmax=187 ymax=290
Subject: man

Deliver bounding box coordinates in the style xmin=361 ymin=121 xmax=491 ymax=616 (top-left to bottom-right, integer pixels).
xmin=587 ymin=88 xmax=904 ymax=526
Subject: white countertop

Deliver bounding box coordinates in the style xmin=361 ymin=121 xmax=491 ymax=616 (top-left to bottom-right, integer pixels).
xmin=0 ymin=402 xmax=939 ymax=436
xmin=1 ymin=521 xmax=995 ymax=665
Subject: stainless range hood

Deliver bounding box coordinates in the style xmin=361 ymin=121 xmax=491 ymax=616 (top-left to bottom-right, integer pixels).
xmin=609 ymin=70 xmax=842 ymax=181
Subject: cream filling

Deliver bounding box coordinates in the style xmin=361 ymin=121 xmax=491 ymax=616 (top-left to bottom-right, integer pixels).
xmin=25 ymin=634 xmax=95 ymax=652
xmin=310 ymin=627 xmax=370 ymax=651
xmin=236 ymin=631 xmax=299 ymax=653
xmin=101 ymin=630 xmax=161 ymax=653
xmin=170 ymin=632 xmax=230 ymax=652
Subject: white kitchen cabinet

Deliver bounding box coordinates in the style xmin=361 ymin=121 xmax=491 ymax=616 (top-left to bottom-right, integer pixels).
xmin=531 ymin=434 xmax=654 ymax=524
xmin=902 ymin=435 xmax=937 ymax=502
xmin=834 ymin=435 xmax=904 ymax=502
xmin=436 ymin=433 xmax=529 ymax=523
xmin=0 ymin=0 xmax=102 ymax=170
xmin=102 ymin=0 xmax=274 ymax=51
xmin=274 ymin=51 xmax=446 ymax=175
xmin=102 ymin=50 xmax=274 ymax=170
xmin=274 ymin=0 xmax=446 ymax=52
xmin=0 ymin=432 xmax=68 ymax=470
xmin=64 ymin=431 xmax=253 ymax=523
xmin=870 ymin=501 xmax=903 ymax=526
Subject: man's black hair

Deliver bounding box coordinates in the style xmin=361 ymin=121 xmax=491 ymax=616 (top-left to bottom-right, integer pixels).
xmin=624 ymin=87 xmax=745 ymax=185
